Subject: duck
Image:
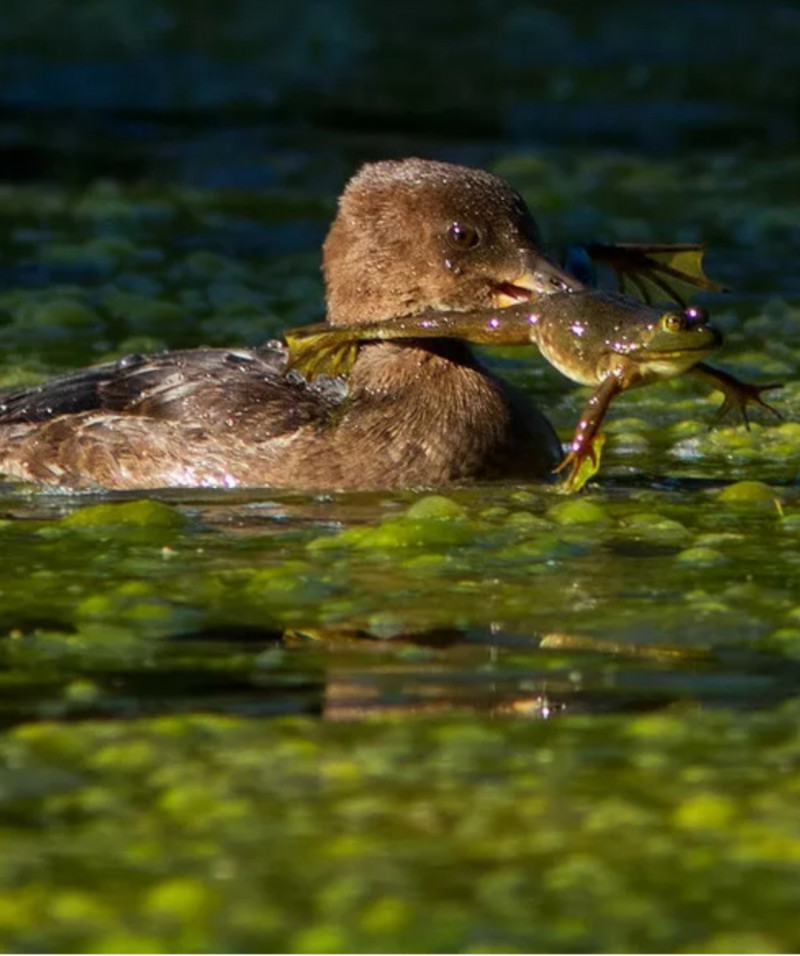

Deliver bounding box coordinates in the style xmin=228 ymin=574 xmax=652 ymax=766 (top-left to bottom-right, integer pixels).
xmin=0 ymin=158 xmax=583 ymax=491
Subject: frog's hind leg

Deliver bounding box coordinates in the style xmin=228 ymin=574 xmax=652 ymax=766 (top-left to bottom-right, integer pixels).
xmin=555 ymin=373 xmax=623 ymax=492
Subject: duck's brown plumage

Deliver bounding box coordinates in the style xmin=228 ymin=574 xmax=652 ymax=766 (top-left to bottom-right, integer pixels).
xmin=0 ymin=158 xmax=576 ymax=490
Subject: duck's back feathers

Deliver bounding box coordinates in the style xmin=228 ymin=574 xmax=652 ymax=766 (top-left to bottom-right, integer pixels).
xmin=0 ymin=345 xmax=347 ymax=436
xmin=0 ymin=345 xmax=351 ymax=488
xmin=0 ymin=340 xmax=560 ymax=490
xmin=0 ymin=356 xmax=147 ymax=424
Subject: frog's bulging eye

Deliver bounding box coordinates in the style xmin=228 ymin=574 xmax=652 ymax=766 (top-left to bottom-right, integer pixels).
xmin=661 ymin=313 xmax=685 ymax=333
xmin=447 ymin=222 xmax=480 ymax=250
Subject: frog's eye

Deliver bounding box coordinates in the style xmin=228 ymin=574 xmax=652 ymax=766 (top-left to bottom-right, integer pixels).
xmin=661 ymin=313 xmax=686 ymax=333
xmin=447 ymin=222 xmax=481 ymax=250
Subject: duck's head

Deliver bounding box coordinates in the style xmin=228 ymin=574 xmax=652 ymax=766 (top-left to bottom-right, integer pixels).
xmin=323 ymin=158 xmax=583 ymax=327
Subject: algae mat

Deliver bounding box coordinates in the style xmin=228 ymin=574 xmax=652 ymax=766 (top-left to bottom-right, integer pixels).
xmin=0 ymin=709 xmax=798 ymax=952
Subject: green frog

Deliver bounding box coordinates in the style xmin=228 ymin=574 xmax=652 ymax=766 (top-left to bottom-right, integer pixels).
xmin=285 ymin=290 xmax=780 ymax=491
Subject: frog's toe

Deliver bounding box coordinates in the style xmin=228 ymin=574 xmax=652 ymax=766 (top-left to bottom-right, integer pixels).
xmin=711 ymin=382 xmax=783 ymax=431
xmin=554 ymin=435 xmax=605 ymax=493
xmin=755 ymin=385 xmax=784 ymax=420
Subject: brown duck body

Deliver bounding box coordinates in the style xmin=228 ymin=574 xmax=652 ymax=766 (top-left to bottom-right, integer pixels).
xmin=0 ymin=159 xmax=574 ymax=490
xmin=0 ymin=341 xmax=559 ymax=489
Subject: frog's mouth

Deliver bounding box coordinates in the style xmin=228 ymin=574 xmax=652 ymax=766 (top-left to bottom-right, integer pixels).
xmin=624 ymin=328 xmax=722 ymax=377
xmin=617 ymin=331 xmax=722 ymax=359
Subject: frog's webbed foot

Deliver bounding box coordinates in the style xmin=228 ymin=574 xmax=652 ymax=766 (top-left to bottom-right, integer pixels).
xmin=554 ymin=433 xmax=607 ymax=493
xmin=284 ymin=324 xmax=362 ymax=381
xmin=573 ymin=243 xmax=727 ymax=308
xmin=689 ymin=363 xmax=783 ymax=430
xmin=711 ymin=383 xmax=783 ymax=430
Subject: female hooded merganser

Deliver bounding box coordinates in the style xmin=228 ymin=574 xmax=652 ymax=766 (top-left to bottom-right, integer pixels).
xmin=0 ymin=158 xmax=579 ymax=490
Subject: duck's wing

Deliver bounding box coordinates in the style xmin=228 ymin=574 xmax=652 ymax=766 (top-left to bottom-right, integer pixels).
xmin=0 ymin=357 xmax=145 ymax=424
xmin=567 ymin=243 xmax=726 ymax=308
xmin=0 ymin=345 xmax=347 ymax=440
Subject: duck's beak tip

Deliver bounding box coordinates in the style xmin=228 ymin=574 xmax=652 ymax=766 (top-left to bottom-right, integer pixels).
xmin=492 ymin=258 xmax=584 ymax=308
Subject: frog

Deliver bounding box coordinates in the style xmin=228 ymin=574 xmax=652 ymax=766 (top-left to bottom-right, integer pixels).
xmin=285 ymin=289 xmax=781 ymax=491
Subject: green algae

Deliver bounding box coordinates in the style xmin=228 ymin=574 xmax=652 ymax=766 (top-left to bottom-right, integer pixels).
xmin=675 ymin=546 xmax=728 ymax=568
xmin=19 ymin=298 xmax=100 ymax=331
xmin=717 ymin=480 xmax=781 ymax=508
xmin=618 ymin=513 xmax=691 ymax=542
xmin=307 ymin=495 xmax=477 ymax=554
xmin=60 ymin=500 xmax=187 ymax=532
xmin=1 ymin=707 xmax=800 ymax=952
xmin=547 ymin=498 xmax=610 ymax=526
xmin=403 ymin=494 xmax=467 ymax=521
xmin=101 ymin=290 xmax=184 ymax=332
xmin=1 ymin=480 xmax=797 ymax=649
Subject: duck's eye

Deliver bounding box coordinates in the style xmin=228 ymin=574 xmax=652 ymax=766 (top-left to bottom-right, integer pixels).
xmin=447 ymin=222 xmax=480 ymax=250
xmin=661 ymin=313 xmax=685 ymax=333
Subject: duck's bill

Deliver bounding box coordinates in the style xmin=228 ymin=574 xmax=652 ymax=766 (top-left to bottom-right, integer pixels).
xmin=492 ymin=255 xmax=585 ymax=308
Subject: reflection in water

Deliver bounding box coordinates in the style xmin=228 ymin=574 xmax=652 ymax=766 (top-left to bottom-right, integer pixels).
xmin=316 ymin=627 xmax=798 ymax=720
xmin=3 ymin=621 xmax=797 ymax=728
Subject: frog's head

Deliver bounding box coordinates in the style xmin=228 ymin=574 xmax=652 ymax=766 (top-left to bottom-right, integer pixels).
xmin=625 ymin=305 xmax=721 ymax=380
xmin=533 ymin=293 xmax=721 ymax=387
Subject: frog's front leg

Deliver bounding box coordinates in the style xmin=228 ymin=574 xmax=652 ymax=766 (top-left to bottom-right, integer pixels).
xmin=688 ymin=362 xmax=782 ymax=429
xmin=555 ymin=370 xmax=625 ymax=492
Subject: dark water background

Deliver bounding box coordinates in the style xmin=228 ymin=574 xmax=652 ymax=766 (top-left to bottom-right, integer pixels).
xmin=4 ymin=2 xmax=800 ymax=179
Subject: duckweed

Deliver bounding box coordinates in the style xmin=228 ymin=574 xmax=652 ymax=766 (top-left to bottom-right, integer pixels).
xmin=0 ymin=708 xmax=798 ymax=951
xmin=717 ymin=480 xmax=780 ymax=507
xmin=60 ymin=500 xmax=187 ymax=531
xmin=675 ymin=546 xmax=728 ymax=567
xmin=403 ymin=494 xmax=466 ymax=521
xmin=546 ymin=498 xmax=610 ymax=525
xmin=308 ymin=509 xmax=477 ymax=553
xmin=22 ymin=299 xmax=100 ymax=330
xmin=101 ymin=289 xmax=184 ymax=331
xmin=620 ymin=512 xmax=690 ymax=538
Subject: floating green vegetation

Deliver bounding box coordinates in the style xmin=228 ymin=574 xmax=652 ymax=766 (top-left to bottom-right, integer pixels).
xmin=1 ymin=706 xmax=800 ymax=952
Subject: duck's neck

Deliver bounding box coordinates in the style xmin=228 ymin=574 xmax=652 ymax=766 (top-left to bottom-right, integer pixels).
xmin=337 ymin=340 xmax=513 ymax=484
